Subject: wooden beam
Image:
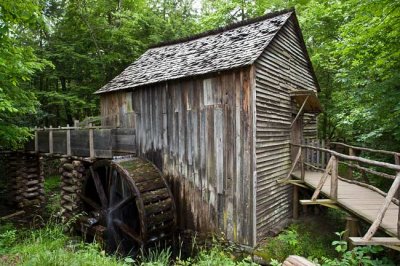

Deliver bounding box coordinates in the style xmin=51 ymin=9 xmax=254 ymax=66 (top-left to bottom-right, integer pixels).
xmin=290 ymin=95 xmax=309 ymax=129
xmin=293 ymin=185 xmax=299 ymax=219
xmin=300 ymin=147 xmax=305 ymax=181
xmin=279 ymin=179 xmax=308 ymax=188
xmin=49 ymin=125 xmax=53 ymax=154
xmin=300 ymin=199 xmax=338 ymax=209
xmin=278 ymin=147 xmax=302 ymax=183
xmin=363 ymin=173 xmax=400 ymax=241
xmin=89 ymin=123 xmax=94 ymax=158
xmin=350 ymin=237 xmax=400 ymax=246
xmin=66 ymin=124 xmax=71 ymax=156
xmin=340 ymin=161 xmax=395 ymax=180
xmin=311 ymin=157 xmax=333 ymax=201
xmin=331 ymin=142 xmax=400 ymax=157
xmin=291 ymin=143 xmax=400 ymax=172
xmin=0 ymin=210 xmax=25 ymax=221
xmin=330 ymin=156 xmax=338 ymax=201
xmin=34 ymin=126 xmax=38 ymax=152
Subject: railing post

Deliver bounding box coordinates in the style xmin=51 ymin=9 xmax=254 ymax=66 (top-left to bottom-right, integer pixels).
xmin=34 ymin=126 xmax=38 ymax=153
xmin=330 ymin=156 xmax=338 ymax=201
xmin=89 ymin=123 xmax=94 ymax=158
xmin=66 ymin=124 xmax=71 ymax=156
xmin=293 ymin=185 xmax=299 ymax=219
xmin=347 ymin=147 xmax=354 ymax=179
xmin=49 ymin=125 xmax=53 ymax=154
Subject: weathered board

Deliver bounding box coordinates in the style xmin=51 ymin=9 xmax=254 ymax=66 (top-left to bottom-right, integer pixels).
xmin=254 ymin=18 xmax=318 ymax=241
xmin=26 ymin=128 xmax=134 ymax=158
xmin=111 ymin=128 xmax=136 ymax=154
xmin=100 ymin=67 xmax=257 ymax=246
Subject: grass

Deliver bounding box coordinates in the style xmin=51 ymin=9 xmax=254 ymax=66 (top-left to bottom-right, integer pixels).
xmin=1 ymin=171 xmax=395 ymax=265
xmin=0 ymin=217 xmax=257 ymax=266
xmin=44 ymin=175 xmax=61 ymax=215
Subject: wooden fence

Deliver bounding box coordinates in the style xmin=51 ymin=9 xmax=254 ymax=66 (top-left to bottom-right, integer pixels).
xmin=25 ymin=124 xmax=136 ymax=159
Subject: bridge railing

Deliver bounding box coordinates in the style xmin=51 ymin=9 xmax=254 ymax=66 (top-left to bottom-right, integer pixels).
xmin=25 ymin=124 xmax=136 ymax=159
xmin=286 ymin=141 xmax=400 ymax=243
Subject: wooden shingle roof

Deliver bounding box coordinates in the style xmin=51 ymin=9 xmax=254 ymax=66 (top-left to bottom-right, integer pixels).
xmin=95 ymin=9 xmax=294 ymax=94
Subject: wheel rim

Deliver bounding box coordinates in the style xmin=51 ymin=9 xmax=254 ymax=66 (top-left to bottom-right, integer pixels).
xmin=79 ymin=158 xmax=176 ymax=256
xmin=81 ymin=160 xmax=143 ymax=255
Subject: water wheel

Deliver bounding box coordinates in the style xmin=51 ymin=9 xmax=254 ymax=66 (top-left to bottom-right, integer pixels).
xmin=79 ymin=158 xmax=176 ymax=256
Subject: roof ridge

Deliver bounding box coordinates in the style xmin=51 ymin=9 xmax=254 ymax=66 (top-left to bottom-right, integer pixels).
xmin=149 ymin=7 xmax=295 ymax=49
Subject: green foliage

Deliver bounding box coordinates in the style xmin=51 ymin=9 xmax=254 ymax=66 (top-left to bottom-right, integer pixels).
xmin=0 ymin=228 xmax=17 ymax=254
xmin=0 ymin=219 xmax=127 ymax=266
xmin=256 ymin=223 xmax=333 ymax=263
xmin=318 ymin=231 xmax=395 ymax=266
xmin=0 ymin=0 xmax=49 ymax=149
xmin=188 ymin=245 xmax=256 ymax=266
xmin=44 ymin=175 xmax=61 ymax=215
xmin=137 ymin=246 xmax=171 ymax=266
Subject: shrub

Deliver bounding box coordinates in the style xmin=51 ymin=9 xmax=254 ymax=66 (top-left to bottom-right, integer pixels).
xmin=255 ymin=223 xmax=332 ymax=262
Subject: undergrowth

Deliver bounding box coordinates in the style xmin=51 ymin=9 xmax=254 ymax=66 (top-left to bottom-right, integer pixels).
xmin=255 ymin=223 xmax=334 ymax=262
xmin=0 ymin=218 xmax=256 ymax=266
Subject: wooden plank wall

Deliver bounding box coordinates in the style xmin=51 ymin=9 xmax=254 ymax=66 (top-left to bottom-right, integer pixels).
xmin=100 ymin=91 xmax=135 ymax=128
xmin=100 ymin=67 xmax=256 ymax=246
xmin=254 ymin=18 xmax=318 ymax=241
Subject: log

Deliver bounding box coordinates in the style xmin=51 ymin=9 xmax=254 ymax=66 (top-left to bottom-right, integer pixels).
xmin=0 ymin=211 xmax=25 ymax=221
xmin=330 ymin=156 xmax=338 ymax=201
xmin=340 ymin=161 xmax=395 ymax=180
xmin=331 ymin=142 xmax=400 ymax=157
xmin=283 ymin=255 xmax=315 ymax=266
xmin=292 ymin=143 xmax=400 ymax=172
xmin=311 ymin=157 xmax=333 ymax=201
xmin=363 ymin=173 xmax=400 ymax=240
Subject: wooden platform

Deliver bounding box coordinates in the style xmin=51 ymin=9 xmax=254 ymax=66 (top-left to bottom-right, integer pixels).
xmin=292 ymin=170 xmax=399 ymax=237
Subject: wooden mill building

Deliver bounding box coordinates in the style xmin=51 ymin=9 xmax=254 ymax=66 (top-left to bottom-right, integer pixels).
xmin=95 ymin=9 xmax=321 ymax=247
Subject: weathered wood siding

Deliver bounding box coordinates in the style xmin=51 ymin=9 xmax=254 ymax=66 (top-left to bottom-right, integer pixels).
xmin=100 ymin=91 xmax=135 ymax=128
xmin=100 ymin=67 xmax=256 ymax=246
xmin=254 ymin=18 xmax=318 ymax=240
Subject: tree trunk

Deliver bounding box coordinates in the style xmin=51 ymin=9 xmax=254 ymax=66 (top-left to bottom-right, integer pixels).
xmin=60 ymin=76 xmax=73 ymax=125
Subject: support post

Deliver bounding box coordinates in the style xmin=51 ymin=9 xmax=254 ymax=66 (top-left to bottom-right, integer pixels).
xmin=66 ymin=124 xmax=71 ymax=156
xmin=49 ymin=125 xmax=53 ymax=154
xmin=347 ymin=148 xmax=354 ymax=179
xmin=89 ymin=123 xmax=94 ymax=158
xmin=330 ymin=156 xmax=338 ymax=201
xmin=300 ymin=147 xmax=305 ymax=181
xmin=344 ymin=216 xmax=360 ymax=250
xmin=34 ymin=126 xmax=38 ymax=152
xmin=293 ymin=185 xmax=299 ymax=219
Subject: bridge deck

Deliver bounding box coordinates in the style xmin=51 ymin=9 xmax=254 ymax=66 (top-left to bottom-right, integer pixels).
xmin=292 ymin=170 xmax=398 ymax=237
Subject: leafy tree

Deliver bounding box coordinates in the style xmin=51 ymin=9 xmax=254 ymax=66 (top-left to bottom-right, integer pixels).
xmin=0 ymin=1 xmax=48 ymax=149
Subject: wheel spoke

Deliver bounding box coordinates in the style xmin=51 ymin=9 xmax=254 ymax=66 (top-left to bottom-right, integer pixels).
xmin=113 ymin=218 xmax=143 ymax=245
xmin=110 ymin=196 xmax=135 ymax=213
xmin=90 ymin=166 xmax=108 ymax=208
xmin=79 ymin=193 xmax=101 ymax=210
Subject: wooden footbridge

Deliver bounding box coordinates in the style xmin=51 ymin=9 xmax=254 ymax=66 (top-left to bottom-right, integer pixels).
xmin=280 ymin=141 xmax=400 ymax=249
